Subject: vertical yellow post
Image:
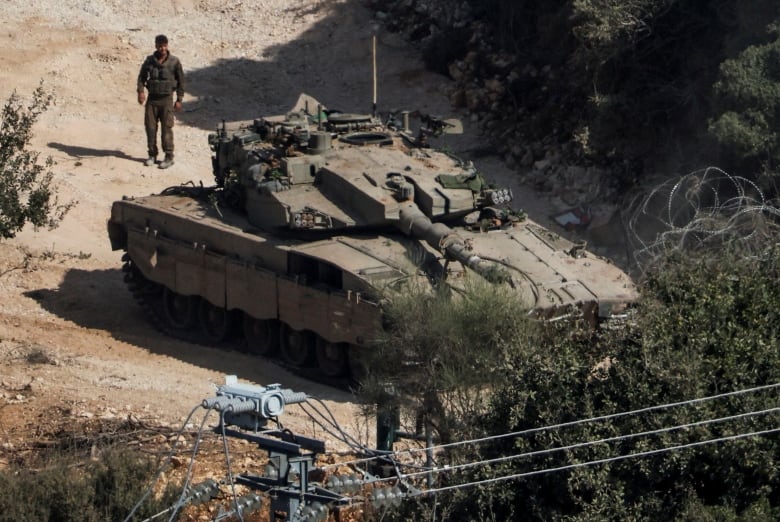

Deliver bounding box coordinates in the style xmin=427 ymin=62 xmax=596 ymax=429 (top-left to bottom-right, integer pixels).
xmin=372 ymin=35 xmax=377 ymax=117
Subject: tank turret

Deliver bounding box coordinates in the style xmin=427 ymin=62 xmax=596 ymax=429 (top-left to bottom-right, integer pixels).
xmin=108 ymin=94 xmax=637 ymax=381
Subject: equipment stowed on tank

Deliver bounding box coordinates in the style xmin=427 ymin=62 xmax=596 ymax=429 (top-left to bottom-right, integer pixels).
xmin=107 ymin=94 xmax=637 ymax=382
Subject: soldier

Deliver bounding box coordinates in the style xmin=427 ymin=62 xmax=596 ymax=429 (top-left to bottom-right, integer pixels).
xmin=137 ymin=34 xmax=184 ymax=169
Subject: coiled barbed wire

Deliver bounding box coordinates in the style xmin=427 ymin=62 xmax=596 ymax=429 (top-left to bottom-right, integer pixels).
xmin=626 ymin=166 xmax=780 ymax=272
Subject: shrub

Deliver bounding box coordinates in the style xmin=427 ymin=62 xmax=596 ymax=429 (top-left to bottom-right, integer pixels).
xmin=0 ymin=83 xmax=73 ymax=240
xmin=709 ymin=37 xmax=780 ymax=173
xmin=0 ymin=447 xmax=181 ymax=521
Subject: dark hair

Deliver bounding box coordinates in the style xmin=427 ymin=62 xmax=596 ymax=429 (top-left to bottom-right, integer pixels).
xmin=155 ymin=34 xmax=168 ymax=45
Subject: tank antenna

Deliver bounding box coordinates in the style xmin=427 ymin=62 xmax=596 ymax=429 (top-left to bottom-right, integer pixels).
xmin=372 ymin=35 xmax=377 ymax=118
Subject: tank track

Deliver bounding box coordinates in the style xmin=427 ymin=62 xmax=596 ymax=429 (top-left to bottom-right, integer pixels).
xmin=122 ymin=254 xmax=211 ymax=345
xmin=121 ymin=254 xmax=355 ymax=389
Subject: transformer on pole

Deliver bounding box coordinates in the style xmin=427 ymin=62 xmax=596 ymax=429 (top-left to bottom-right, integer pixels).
xmin=204 ymin=376 xmax=348 ymax=521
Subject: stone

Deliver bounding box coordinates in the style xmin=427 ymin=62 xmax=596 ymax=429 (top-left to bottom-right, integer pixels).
xmin=484 ymin=77 xmax=505 ymax=95
xmin=448 ymin=61 xmax=464 ymax=82
xmin=520 ymin=149 xmax=534 ymax=167
xmin=449 ymin=89 xmax=466 ymax=107
xmin=534 ymin=158 xmax=553 ymax=171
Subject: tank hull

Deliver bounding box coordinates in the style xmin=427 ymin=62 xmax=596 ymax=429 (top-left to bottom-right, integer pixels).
xmin=108 ymin=191 xmax=635 ymax=378
xmin=107 ymin=94 xmax=638 ymax=381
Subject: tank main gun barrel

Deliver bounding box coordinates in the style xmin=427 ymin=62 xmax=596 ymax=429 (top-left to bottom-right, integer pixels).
xmin=397 ymin=204 xmax=508 ymax=283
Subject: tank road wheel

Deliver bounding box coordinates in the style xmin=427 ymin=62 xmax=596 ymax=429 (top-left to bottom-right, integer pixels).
xmin=315 ymin=337 xmax=349 ymax=378
xmin=243 ymin=315 xmax=279 ymax=356
xmin=198 ymin=299 xmax=233 ymax=343
xmin=162 ymin=287 xmax=198 ymax=329
xmin=280 ymin=325 xmax=316 ymax=367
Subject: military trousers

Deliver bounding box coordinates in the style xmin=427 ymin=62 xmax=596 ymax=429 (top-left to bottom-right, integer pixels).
xmin=144 ymin=96 xmax=175 ymax=158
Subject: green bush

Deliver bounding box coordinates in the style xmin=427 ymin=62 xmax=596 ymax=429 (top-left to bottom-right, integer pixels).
xmin=359 ymin=278 xmax=536 ymax=445
xmin=0 ymin=83 xmax=73 ymax=240
xmin=379 ymin=246 xmax=779 ymax=521
xmin=709 ymin=37 xmax=780 ymax=173
xmin=0 ymin=447 xmax=181 ymax=522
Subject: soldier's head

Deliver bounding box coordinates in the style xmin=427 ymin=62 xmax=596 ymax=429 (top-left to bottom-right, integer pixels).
xmin=154 ymin=34 xmax=169 ymax=57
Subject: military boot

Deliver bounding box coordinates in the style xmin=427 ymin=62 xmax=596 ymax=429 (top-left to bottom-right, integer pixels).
xmin=158 ymin=155 xmax=174 ymax=169
xmin=144 ymin=156 xmax=156 ymax=167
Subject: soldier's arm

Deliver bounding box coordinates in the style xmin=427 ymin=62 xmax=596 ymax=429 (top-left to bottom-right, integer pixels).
xmin=175 ymin=59 xmax=184 ymax=102
xmin=137 ymin=56 xmax=150 ymax=93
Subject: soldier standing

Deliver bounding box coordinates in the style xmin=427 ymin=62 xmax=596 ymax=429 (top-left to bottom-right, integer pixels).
xmin=137 ymin=34 xmax=184 ymax=169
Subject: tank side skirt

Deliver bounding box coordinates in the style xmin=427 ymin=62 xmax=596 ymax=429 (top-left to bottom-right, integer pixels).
xmin=125 ymin=226 xmax=379 ymax=346
xmin=277 ymin=276 xmax=379 ymax=345
xmin=226 ymin=259 xmax=278 ymax=319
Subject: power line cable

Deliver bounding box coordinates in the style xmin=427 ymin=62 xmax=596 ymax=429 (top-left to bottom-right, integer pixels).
xmin=322 ymin=382 xmax=780 ymax=470
xmin=220 ymin=411 xmax=245 ymax=522
xmin=411 ymin=427 xmax=780 ymax=497
xmin=124 ymin=404 xmax=202 ymax=522
xmin=300 ymin=398 xmax=381 ymax=455
xmin=308 ymin=396 xmax=372 ymax=451
xmin=302 ymin=400 xmax=362 ymax=448
xmin=299 ymin=402 xmax=367 ymax=453
xmin=167 ymin=404 xmax=216 ymax=522
xmin=381 ymin=406 xmax=779 ymax=483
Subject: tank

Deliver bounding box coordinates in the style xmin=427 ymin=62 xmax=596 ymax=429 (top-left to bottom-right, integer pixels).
xmin=107 ymin=94 xmax=637 ymax=380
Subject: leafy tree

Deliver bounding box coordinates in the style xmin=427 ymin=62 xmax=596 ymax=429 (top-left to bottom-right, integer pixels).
xmin=709 ymin=35 xmax=780 ymax=174
xmin=0 ymin=83 xmax=73 ymax=239
xmin=358 ymin=278 xmax=536 ymax=445
xmin=379 ymin=246 xmax=779 ymax=521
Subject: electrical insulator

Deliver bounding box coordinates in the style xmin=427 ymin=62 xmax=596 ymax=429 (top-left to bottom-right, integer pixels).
xmin=350 ymin=473 xmax=362 ymax=493
xmin=186 ymin=479 xmax=220 ymax=505
xmin=388 ymin=486 xmax=403 ymax=507
xmin=371 ymin=488 xmax=387 ymax=508
xmin=371 ymin=486 xmax=404 ymax=508
xmin=234 ymin=493 xmax=263 ymax=515
xmin=202 ymin=375 xmax=308 ymax=430
xmin=326 ymin=475 xmax=341 ymax=492
xmin=299 ymin=501 xmax=328 ymax=522
xmin=264 ymin=462 xmax=279 ymax=479
xmin=341 ymin=474 xmax=355 ymax=493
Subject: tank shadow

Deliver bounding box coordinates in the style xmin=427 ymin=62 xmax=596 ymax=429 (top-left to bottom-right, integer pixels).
xmin=23 ymin=267 xmax=354 ymax=401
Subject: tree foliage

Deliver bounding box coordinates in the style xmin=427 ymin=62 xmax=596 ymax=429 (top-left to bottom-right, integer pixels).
xmin=709 ymin=36 xmax=780 ymax=172
xmin=0 ymin=83 xmax=72 ymax=240
xmin=0 ymin=447 xmax=180 ymax=521
xmin=375 ymin=0 xmax=780 ymax=185
xmin=358 ymin=279 xmax=536 ymax=445
xmin=378 ymin=247 xmax=779 ymax=521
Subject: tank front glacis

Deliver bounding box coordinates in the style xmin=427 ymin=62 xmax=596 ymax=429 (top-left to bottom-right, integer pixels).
xmin=108 ymin=94 xmax=637 ymax=382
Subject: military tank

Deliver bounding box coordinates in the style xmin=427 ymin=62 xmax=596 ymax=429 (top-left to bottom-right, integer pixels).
xmin=107 ymin=94 xmax=636 ymax=380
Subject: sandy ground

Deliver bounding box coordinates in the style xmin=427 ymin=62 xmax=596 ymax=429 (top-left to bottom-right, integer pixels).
xmin=0 ymin=0 xmax=597 ymax=494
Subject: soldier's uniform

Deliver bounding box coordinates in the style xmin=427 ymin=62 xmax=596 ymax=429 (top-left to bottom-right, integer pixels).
xmin=137 ymin=46 xmax=184 ymax=167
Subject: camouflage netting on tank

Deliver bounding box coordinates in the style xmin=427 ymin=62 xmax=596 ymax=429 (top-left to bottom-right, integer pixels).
xmin=435 ymin=172 xmax=485 ymax=192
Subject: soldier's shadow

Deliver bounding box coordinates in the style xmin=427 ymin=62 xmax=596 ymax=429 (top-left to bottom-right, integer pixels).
xmin=48 ymin=142 xmax=139 ymax=163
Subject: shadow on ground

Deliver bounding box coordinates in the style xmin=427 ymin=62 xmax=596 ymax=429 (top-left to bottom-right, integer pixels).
xmin=47 ymin=142 xmax=140 ymax=163
xmin=174 ymin=0 xmax=450 ymax=133
xmin=24 ymin=267 xmax=352 ymax=401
